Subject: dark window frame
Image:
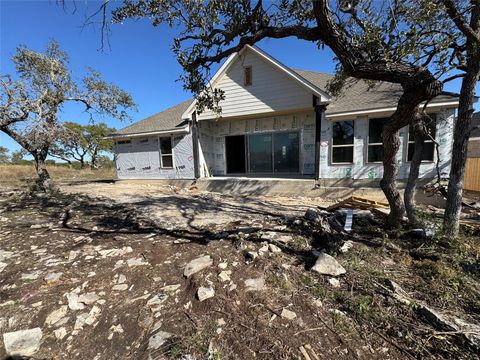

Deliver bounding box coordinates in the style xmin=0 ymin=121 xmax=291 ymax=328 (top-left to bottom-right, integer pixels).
xmin=406 ymin=114 xmax=437 ymax=163
xmin=116 ymin=139 xmax=131 ymax=145
xmin=159 ymin=136 xmax=174 ymax=169
xmin=367 ymin=118 xmax=389 ymax=163
xmin=331 ymin=120 xmax=355 ymax=164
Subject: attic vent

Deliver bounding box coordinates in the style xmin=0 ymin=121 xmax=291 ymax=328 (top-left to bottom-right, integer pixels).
xmin=244 ymin=65 xmax=252 ymax=86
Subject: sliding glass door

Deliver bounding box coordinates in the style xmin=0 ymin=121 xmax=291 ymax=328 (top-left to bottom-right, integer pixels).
xmin=273 ymin=132 xmax=299 ymax=173
xmin=247 ymin=131 xmax=299 ymax=174
xmin=248 ymin=134 xmax=272 ymax=173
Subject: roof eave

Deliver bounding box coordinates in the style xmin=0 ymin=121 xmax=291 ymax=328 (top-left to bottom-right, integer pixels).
xmin=326 ymin=100 xmax=460 ymax=120
xmin=108 ymin=124 xmax=190 ymax=139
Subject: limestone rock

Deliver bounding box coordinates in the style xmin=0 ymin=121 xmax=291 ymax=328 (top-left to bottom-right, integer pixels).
xmin=328 ymin=278 xmax=341 ymax=288
xmin=197 ymin=287 xmax=215 ymax=302
xmin=45 ymin=306 xmax=68 ymax=326
xmin=127 ymin=257 xmax=149 ymax=267
xmin=218 ymin=271 xmax=231 ymax=282
xmin=78 ymin=292 xmax=99 ymax=305
xmin=245 ymin=276 xmax=265 ymax=291
xmin=268 ymin=244 xmax=282 ymax=253
xmin=112 ymin=284 xmax=128 ymax=291
xmin=3 ymin=328 xmax=43 ymax=356
xmin=311 ymin=253 xmax=346 ymax=276
xmin=54 ymin=327 xmax=67 ymax=340
xmin=66 ymin=293 xmax=85 ymax=311
xmin=44 ymin=272 xmax=63 ymax=283
xmin=280 ymin=308 xmax=297 ymax=320
xmin=148 ymin=331 xmax=173 ymax=350
xmin=184 ymin=255 xmax=213 ymax=278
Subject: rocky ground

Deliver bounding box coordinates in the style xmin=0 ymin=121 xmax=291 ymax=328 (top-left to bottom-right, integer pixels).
xmin=0 ymin=183 xmax=479 ymax=359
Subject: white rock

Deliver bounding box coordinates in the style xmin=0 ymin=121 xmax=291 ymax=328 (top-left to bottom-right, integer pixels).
xmin=218 ymin=262 xmax=228 ymax=270
xmin=0 ymin=300 xmax=15 ymax=308
xmin=218 ymin=271 xmax=231 ymax=282
xmin=74 ymin=313 xmax=89 ymax=330
xmin=245 ymin=276 xmax=265 ymax=291
xmin=280 ymin=308 xmax=297 ymax=320
xmin=268 ymin=244 xmax=282 ymax=253
xmin=183 ymin=255 xmax=213 ymax=277
xmin=328 ymin=278 xmax=341 ymax=288
xmin=127 ymin=257 xmax=149 ymax=267
xmin=117 ymin=274 xmax=127 ymax=284
xmin=98 ymin=247 xmax=133 ymax=258
xmin=161 ymin=284 xmax=181 ymax=293
xmin=21 ymin=270 xmax=42 ymax=280
xmin=3 ymin=328 xmax=43 ymax=356
xmin=148 ymin=331 xmax=172 ymax=350
xmin=44 ymin=272 xmax=63 ymax=283
xmin=311 ymin=253 xmax=346 ymax=276
xmin=147 ymin=294 xmax=168 ymax=307
xmin=108 ymin=324 xmax=124 ymax=340
xmin=78 ymin=293 xmax=99 ymax=305
xmin=258 ymin=245 xmax=269 ymax=256
xmin=66 ymin=293 xmax=85 ymax=311
xmin=339 ymin=240 xmax=354 ymax=253
xmin=54 ymin=327 xmax=67 ymax=340
xmin=112 ymin=284 xmax=128 ymax=291
xmin=45 ymin=306 xmax=68 ymax=326
xmin=0 ymin=261 xmax=7 ymax=273
xmin=85 ymin=305 xmax=101 ymax=325
xmin=197 ymin=287 xmax=215 ymax=302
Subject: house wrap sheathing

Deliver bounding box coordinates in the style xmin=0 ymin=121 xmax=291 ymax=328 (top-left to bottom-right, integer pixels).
xmin=113 ymin=45 xmax=459 ymax=182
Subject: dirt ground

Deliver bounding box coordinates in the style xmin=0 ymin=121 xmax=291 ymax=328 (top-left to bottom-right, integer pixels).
xmin=0 ymin=182 xmax=479 ymax=359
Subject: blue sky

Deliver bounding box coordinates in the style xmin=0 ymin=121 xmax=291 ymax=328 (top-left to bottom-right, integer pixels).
xmin=0 ymin=0 xmax=477 ymax=154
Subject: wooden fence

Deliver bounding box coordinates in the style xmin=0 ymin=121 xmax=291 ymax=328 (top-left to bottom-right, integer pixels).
xmin=465 ymin=157 xmax=480 ymax=192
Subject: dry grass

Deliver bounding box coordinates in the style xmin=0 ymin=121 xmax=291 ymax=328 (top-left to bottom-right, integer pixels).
xmin=0 ymin=164 xmax=115 ymax=186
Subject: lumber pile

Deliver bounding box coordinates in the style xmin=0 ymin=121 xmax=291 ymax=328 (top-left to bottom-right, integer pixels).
xmin=326 ymin=196 xmax=389 ymax=212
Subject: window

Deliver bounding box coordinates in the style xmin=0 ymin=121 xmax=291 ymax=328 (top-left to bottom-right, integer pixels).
xmin=117 ymin=140 xmax=131 ymax=145
xmin=407 ymin=115 xmax=436 ymax=162
xmin=159 ymin=137 xmax=173 ymax=168
xmin=139 ymin=138 xmax=149 ymax=144
xmin=367 ymin=118 xmax=388 ymax=162
xmin=331 ymin=121 xmax=354 ymax=163
xmin=244 ymin=65 xmax=252 ymax=86
xmin=247 ymin=131 xmax=300 ymax=173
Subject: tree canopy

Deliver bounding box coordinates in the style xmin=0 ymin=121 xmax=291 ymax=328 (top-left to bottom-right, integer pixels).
xmin=0 ymin=40 xmax=136 ymax=189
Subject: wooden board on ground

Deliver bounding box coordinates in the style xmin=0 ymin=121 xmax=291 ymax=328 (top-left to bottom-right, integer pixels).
xmin=326 ymin=196 xmax=390 ymax=212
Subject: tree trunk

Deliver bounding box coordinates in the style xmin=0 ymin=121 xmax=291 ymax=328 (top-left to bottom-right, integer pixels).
xmin=312 ymin=0 xmax=443 ymax=228
xmin=443 ymin=3 xmax=480 ymax=237
xmin=404 ymin=116 xmax=425 ymax=226
xmin=33 ymin=151 xmax=54 ymax=191
xmin=444 ymin=63 xmax=480 ymax=236
xmin=380 ymin=128 xmax=405 ymax=227
xmin=90 ymin=149 xmax=98 ymax=170
xmin=79 ymin=157 xmax=85 ymax=169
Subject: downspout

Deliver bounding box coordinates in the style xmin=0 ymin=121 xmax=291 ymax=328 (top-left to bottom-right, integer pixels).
xmin=313 ymin=95 xmax=326 ymax=181
xmin=191 ymin=111 xmax=201 ymax=179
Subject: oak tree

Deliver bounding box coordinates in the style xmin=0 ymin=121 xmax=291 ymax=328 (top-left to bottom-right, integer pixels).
xmin=0 ymin=41 xmax=136 ymax=190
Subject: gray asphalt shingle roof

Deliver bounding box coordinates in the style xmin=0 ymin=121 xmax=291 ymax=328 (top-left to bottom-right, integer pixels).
xmin=113 ymin=99 xmax=192 ymax=137
xmin=115 ymin=70 xmax=459 ymax=136
xmin=294 ymin=69 xmax=459 ymax=115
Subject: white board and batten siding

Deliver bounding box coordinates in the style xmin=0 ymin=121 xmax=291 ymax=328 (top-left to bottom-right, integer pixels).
xmin=115 ymin=133 xmax=195 ymax=179
xmin=197 ymin=48 xmax=313 ymax=121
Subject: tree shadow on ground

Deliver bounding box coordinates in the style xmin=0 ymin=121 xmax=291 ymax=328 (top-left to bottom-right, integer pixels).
xmin=1 ymin=190 xmax=344 ymax=270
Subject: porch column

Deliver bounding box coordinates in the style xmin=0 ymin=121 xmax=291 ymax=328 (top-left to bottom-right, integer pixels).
xmin=313 ymin=95 xmax=327 ymax=180
xmin=191 ymin=111 xmax=201 ymax=179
